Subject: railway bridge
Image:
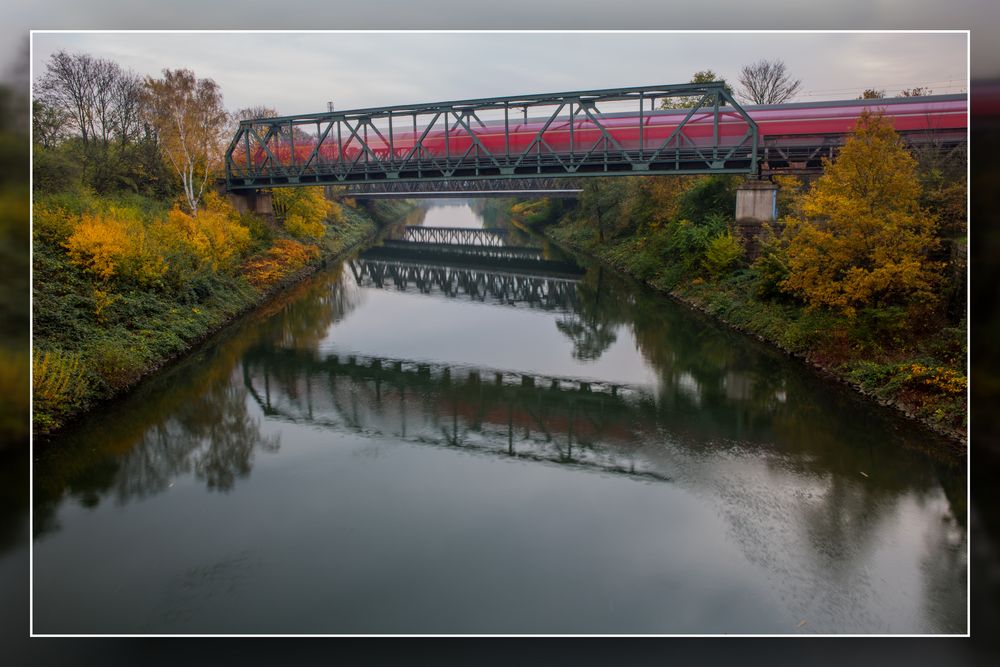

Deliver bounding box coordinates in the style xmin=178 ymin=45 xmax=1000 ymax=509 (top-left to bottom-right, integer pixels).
xmin=223 ymin=82 xmax=967 ymax=226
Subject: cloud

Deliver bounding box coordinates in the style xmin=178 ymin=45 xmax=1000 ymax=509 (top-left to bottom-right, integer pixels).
xmin=29 ymin=32 xmax=968 ymax=116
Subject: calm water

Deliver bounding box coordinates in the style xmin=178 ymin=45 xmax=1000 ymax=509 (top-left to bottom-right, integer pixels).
xmin=31 ymin=200 xmax=967 ymax=634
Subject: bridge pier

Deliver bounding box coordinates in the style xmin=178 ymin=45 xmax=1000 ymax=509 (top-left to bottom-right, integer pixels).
xmin=734 ymin=178 xmax=780 ymax=259
xmin=226 ymin=189 xmax=276 ymax=223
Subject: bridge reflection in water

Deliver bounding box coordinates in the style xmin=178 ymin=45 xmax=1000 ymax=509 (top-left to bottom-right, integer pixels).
xmin=351 ymin=227 xmax=584 ymax=311
xmin=243 ymin=347 xmax=669 ymax=483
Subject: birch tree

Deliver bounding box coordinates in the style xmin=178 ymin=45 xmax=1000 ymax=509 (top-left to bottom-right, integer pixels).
xmin=141 ymin=69 xmax=227 ymax=215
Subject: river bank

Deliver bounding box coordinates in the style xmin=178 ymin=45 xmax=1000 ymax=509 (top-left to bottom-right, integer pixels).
xmin=542 ymin=216 xmax=967 ymax=451
xmin=32 ymin=193 xmax=412 ymax=438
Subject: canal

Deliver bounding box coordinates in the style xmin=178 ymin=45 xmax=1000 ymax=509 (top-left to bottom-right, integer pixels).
xmin=30 ymin=200 xmax=967 ymax=634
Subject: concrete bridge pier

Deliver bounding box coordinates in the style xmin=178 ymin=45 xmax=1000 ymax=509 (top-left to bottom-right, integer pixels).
xmin=225 ymin=188 xmax=276 ymax=223
xmin=734 ymin=178 xmax=780 ymax=259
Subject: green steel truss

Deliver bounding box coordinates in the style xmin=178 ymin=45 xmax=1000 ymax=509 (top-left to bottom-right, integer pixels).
xmin=224 ymin=83 xmax=759 ymax=193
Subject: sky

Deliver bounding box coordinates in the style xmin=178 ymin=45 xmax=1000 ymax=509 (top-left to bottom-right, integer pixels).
xmin=2 ymin=0 xmax=998 ymax=84
xmin=29 ymin=32 xmax=968 ymax=117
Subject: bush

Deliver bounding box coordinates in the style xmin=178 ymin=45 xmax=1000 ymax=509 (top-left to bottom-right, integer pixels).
xmin=33 ymin=349 xmax=89 ymax=426
xmin=273 ymin=186 xmax=332 ymax=236
xmin=677 ymin=176 xmax=739 ymax=224
xmin=285 ymin=212 xmax=326 ymax=241
xmin=86 ymin=338 xmax=146 ymax=393
xmin=703 ymin=231 xmax=743 ymax=277
xmin=751 ymin=233 xmax=791 ymax=300
xmin=64 ymin=207 xmax=167 ymax=286
xmin=240 ymin=239 xmax=320 ymax=289
xmin=161 ymin=204 xmax=251 ymax=274
xmin=32 ymin=145 xmax=84 ymax=194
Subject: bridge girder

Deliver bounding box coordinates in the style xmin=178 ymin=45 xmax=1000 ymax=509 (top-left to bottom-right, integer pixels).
xmin=225 ymin=83 xmax=759 ymax=192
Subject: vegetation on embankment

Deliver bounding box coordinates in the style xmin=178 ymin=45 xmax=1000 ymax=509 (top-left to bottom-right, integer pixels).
xmin=32 ymin=186 xmax=407 ymax=436
xmin=522 ymin=113 xmax=968 ymax=445
xmin=27 ymin=48 xmax=423 ymax=439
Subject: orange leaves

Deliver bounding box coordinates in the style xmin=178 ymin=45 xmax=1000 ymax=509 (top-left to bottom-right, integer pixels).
xmin=240 ymin=239 xmax=320 ymax=290
xmin=781 ymin=111 xmax=942 ymax=317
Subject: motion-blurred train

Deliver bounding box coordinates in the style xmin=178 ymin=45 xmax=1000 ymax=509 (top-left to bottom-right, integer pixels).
xmin=228 ymin=94 xmax=967 ymax=176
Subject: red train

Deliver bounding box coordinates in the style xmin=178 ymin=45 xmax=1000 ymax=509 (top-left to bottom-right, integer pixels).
xmin=229 ymin=94 xmax=967 ymax=173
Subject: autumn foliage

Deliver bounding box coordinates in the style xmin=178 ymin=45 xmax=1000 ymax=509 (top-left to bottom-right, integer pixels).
xmin=272 ymin=186 xmax=339 ymax=241
xmin=240 ymin=239 xmax=320 ymax=289
xmin=63 ymin=190 xmax=250 ymax=289
xmin=780 ymin=111 xmax=942 ymax=318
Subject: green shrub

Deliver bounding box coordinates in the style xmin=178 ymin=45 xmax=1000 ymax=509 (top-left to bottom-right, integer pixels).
xmin=751 ymin=235 xmax=791 ymax=300
xmin=86 ymin=338 xmax=146 ymax=393
xmin=703 ymin=231 xmax=743 ymax=277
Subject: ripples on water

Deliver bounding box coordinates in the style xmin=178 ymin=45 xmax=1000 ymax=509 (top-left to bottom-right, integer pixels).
xmin=30 ymin=201 xmax=966 ymax=634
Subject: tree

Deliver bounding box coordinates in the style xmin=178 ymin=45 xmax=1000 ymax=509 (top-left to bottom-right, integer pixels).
xmin=660 ymin=70 xmax=732 ymax=110
xmin=858 ymin=89 xmax=886 ymax=100
xmin=737 ymin=59 xmax=801 ymax=105
xmin=141 ymin=69 xmax=228 ymax=215
xmin=37 ymin=51 xmax=139 ymax=150
xmin=781 ymin=111 xmax=942 ymax=318
xmin=36 ymin=51 xmax=154 ymax=193
xmin=31 ymin=100 xmax=70 ymax=149
xmin=899 ymin=87 xmax=933 ymax=97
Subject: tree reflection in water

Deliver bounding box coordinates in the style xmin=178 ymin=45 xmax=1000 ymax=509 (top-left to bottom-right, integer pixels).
xmin=31 ymin=225 xmax=966 ymax=632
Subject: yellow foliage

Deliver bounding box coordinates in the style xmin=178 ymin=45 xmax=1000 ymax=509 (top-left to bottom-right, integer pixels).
xmin=240 ymin=239 xmax=320 ymax=289
xmin=284 ymin=212 xmax=326 ymax=241
xmin=162 ymin=206 xmax=251 ymax=272
xmin=781 ymin=111 xmax=942 ymax=317
xmin=903 ymin=363 xmax=967 ymax=395
xmin=33 ymin=203 xmax=76 ymax=244
xmin=64 ymin=207 xmax=167 ymax=285
xmin=773 ymin=175 xmax=805 ymax=218
xmin=272 ymin=187 xmax=332 ymax=237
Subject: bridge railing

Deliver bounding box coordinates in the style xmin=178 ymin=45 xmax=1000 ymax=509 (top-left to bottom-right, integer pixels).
xmin=224 ymin=83 xmax=759 ymax=191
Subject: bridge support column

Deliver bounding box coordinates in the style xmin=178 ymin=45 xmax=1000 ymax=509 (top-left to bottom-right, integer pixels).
xmin=734 ymin=178 xmax=780 ymax=260
xmin=226 ymin=189 xmax=275 ymax=223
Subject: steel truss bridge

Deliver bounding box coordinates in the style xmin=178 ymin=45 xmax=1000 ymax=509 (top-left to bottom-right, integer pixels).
xmin=225 ymin=83 xmax=759 ymax=194
xmin=402 ymin=226 xmax=507 ymax=246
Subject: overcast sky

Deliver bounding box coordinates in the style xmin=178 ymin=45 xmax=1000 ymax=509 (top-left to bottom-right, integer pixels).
xmin=30 ymin=32 xmax=967 ymax=116
xmin=3 ymin=0 xmax=997 ymax=86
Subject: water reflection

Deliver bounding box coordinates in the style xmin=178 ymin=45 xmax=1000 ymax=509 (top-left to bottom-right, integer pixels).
xmin=31 ymin=203 xmax=966 ymax=634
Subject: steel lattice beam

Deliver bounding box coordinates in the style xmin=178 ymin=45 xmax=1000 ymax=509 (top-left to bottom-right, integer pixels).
xmin=225 ymin=83 xmax=759 ymax=191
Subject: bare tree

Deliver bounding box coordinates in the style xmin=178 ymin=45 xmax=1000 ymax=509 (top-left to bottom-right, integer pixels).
xmin=737 ymin=59 xmax=802 ymax=105
xmin=37 ymin=51 xmax=98 ymax=144
xmin=37 ymin=51 xmax=144 ymax=149
xmin=141 ymin=69 xmax=228 ymax=215
xmin=111 ymin=70 xmax=144 ymax=145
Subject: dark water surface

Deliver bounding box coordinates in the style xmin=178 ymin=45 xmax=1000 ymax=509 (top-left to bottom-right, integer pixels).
xmin=31 ymin=201 xmax=966 ymax=634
